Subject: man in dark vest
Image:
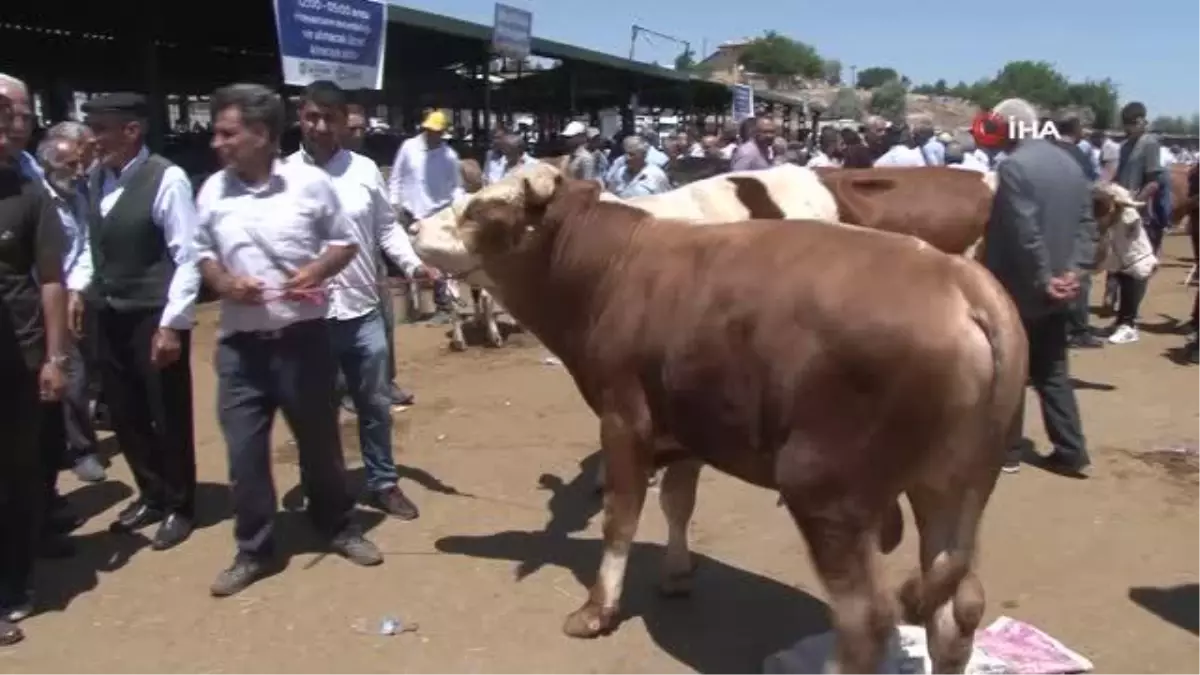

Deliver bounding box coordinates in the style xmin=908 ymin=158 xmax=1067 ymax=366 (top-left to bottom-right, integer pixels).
xmin=73 ymin=93 xmax=202 ymax=550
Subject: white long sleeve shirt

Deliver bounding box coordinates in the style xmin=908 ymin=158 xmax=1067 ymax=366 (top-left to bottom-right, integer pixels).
xmin=387 ymin=135 xmax=465 ymax=219
xmin=72 ymin=146 xmax=202 ymax=329
xmin=288 ymin=148 xmax=423 ymax=321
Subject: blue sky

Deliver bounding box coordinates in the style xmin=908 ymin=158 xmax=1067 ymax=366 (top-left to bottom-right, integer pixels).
xmin=391 ymin=0 xmax=1199 ymax=116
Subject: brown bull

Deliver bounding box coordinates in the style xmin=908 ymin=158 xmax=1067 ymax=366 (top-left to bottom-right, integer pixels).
xmin=456 ymin=166 xmax=1028 ymax=673
xmin=814 ymin=166 xmax=995 ymax=255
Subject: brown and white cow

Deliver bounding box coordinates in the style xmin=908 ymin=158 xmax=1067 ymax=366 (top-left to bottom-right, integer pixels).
xmin=441 ymin=163 xmax=1028 ymax=674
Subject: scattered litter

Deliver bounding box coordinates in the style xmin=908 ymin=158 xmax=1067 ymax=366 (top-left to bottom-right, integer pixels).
xmin=540 ymin=356 xmax=563 ymax=366
xmin=378 ymin=616 xmax=419 ymax=636
xmin=436 ymin=434 xmax=446 ymax=442
xmin=763 ymin=617 xmax=1092 ymax=674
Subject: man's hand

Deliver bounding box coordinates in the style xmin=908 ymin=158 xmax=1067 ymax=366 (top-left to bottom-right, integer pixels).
xmin=150 ymin=327 xmax=182 ymax=369
xmin=67 ymin=291 xmax=85 ymax=339
xmin=39 ymin=358 xmax=66 ymax=402
xmin=1046 ymin=272 xmax=1080 ymax=302
xmin=280 ymin=264 xmax=328 ymax=302
xmin=218 ymin=275 xmax=265 ymax=304
xmin=410 ymin=265 xmax=440 ymax=281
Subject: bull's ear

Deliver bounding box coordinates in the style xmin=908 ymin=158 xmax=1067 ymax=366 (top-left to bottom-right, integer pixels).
xmin=522 ymin=167 xmax=563 ymax=209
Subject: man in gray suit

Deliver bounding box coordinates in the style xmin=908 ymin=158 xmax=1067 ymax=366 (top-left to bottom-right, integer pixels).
xmin=982 ymin=98 xmax=1095 ymax=478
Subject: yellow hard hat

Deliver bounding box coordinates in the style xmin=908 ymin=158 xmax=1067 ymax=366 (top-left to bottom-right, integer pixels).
xmin=421 ymin=110 xmax=449 ymax=132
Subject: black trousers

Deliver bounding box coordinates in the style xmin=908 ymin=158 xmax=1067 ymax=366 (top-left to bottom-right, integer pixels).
xmin=97 ymin=307 xmax=196 ymax=516
xmin=1009 ymin=311 xmax=1089 ymax=464
xmin=1066 ymin=271 xmax=1094 ymax=337
xmin=0 ymin=359 xmax=43 ymax=607
xmin=1113 ymin=272 xmax=1147 ymax=327
xmin=215 ymin=319 xmax=353 ymax=557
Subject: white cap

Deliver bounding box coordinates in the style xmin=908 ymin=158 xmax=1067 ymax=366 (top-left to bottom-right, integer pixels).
xmin=562 ymin=121 xmax=587 ymax=137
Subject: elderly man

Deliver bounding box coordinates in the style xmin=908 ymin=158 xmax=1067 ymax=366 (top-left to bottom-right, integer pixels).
xmin=606 ymin=135 xmax=670 ymax=198
xmin=484 ymin=132 xmax=534 ymax=186
xmin=1106 ymin=101 xmax=1164 ymax=345
xmin=562 ymin=121 xmax=597 ymax=182
xmin=37 ymin=128 xmax=107 ymax=492
xmin=730 ymin=117 xmax=776 ymax=171
xmin=290 ymin=80 xmax=431 ymax=519
xmin=197 ymin=83 xmax=382 ymax=597
xmin=75 ymin=93 xmax=202 ymax=550
xmin=389 ymin=110 xmax=462 ymax=324
xmin=982 ymin=98 xmax=1094 ymax=478
xmin=0 ymin=93 xmax=68 ymax=643
xmin=0 ymin=75 xmax=40 ymax=181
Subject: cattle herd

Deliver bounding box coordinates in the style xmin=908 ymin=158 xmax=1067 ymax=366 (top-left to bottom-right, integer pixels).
xmin=398 ymin=161 xmax=1158 ymax=673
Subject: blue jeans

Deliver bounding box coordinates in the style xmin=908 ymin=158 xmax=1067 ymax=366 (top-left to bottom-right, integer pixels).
xmin=328 ymin=310 xmax=398 ymax=491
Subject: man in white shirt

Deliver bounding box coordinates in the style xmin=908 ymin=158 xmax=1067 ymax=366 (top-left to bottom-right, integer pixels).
xmin=196 ymin=83 xmax=382 ymax=598
xmin=806 ymin=127 xmax=842 ymax=168
xmin=75 ymin=92 xmax=202 ymax=551
xmin=388 ymin=110 xmax=463 ymax=322
xmin=290 ymin=81 xmax=430 ymax=520
xmin=36 ymin=130 xmax=107 ymax=492
xmin=873 ymin=125 xmax=927 ymax=167
xmin=606 ymin=135 xmax=671 ymax=198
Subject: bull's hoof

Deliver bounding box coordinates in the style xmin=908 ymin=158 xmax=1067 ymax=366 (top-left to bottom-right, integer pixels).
xmin=562 ymin=603 xmax=617 ymax=639
xmin=657 ymin=565 xmax=696 ymax=598
xmin=449 ymin=338 xmax=467 ymax=352
xmin=485 ymin=332 xmax=504 ymax=348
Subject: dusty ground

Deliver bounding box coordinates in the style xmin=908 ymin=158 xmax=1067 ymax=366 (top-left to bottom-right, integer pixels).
xmin=1 ymin=236 xmax=1197 ymax=674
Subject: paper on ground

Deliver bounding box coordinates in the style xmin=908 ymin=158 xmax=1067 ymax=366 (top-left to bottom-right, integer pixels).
xmin=763 ymin=616 xmax=1093 ymax=674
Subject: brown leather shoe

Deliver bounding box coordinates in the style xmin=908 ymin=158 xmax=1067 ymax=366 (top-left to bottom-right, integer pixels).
xmin=368 ymin=486 xmax=419 ymax=520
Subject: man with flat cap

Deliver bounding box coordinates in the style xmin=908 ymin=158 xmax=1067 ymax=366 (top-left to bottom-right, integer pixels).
xmin=75 ymin=92 xmax=202 ymax=549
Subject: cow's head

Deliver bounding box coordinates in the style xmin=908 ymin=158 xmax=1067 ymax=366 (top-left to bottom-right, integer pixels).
xmin=455 ymin=161 xmax=572 ymax=264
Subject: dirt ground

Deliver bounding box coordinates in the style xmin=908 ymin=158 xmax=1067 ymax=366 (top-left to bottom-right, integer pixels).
xmin=1 ymin=236 xmax=1197 ymax=674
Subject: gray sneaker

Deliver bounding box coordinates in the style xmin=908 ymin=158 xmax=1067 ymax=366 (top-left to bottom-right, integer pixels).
xmin=72 ymin=454 xmax=107 ymax=483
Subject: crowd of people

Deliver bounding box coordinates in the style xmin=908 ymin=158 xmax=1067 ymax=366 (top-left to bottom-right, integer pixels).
xmin=0 ymin=64 xmax=1195 ymax=652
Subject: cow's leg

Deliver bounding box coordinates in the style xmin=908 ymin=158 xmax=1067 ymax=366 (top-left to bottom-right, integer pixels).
xmin=657 ymin=458 xmax=701 ymax=597
xmin=446 ymin=281 xmax=467 ymax=351
xmin=478 ymin=289 xmax=504 ymax=348
xmin=897 ymin=484 xmax=990 ymax=674
xmin=779 ymin=449 xmax=894 ymax=674
xmin=563 ymin=413 xmax=650 ymax=639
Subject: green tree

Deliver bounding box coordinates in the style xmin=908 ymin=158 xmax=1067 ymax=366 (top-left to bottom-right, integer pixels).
xmin=674 ymin=48 xmax=696 ymax=72
xmin=966 ymin=78 xmax=1003 ymax=110
xmin=856 ymin=66 xmax=900 ymax=89
xmin=932 ymin=78 xmax=948 ymax=95
xmin=822 ymin=58 xmax=843 ymax=86
xmin=988 ymin=60 xmax=1070 ymax=109
xmin=1065 ymin=79 xmax=1118 ymax=129
xmin=1149 ymin=115 xmax=1199 ymax=135
xmin=827 ymin=86 xmax=862 ymax=120
xmin=738 ymin=31 xmax=824 ymax=87
xmin=867 ymin=79 xmax=907 ymax=125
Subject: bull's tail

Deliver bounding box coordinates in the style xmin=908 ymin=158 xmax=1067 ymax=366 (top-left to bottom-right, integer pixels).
xmin=899 ymin=262 xmax=1026 ymax=635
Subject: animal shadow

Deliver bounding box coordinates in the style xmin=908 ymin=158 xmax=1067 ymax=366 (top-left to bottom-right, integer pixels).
xmin=1163 ymin=345 xmax=1198 ymax=366
xmin=435 ymin=450 xmax=829 ymax=673
xmin=1129 ymin=584 xmax=1199 ymax=635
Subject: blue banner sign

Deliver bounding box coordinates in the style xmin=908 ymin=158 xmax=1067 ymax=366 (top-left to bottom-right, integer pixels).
xmin=731 ymin=84 xmax=754 ymax=123
xmin=273 ymin=0 xmax=387 ymax=90
xmin=492 ymin=3 xmax=533 ymax=58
